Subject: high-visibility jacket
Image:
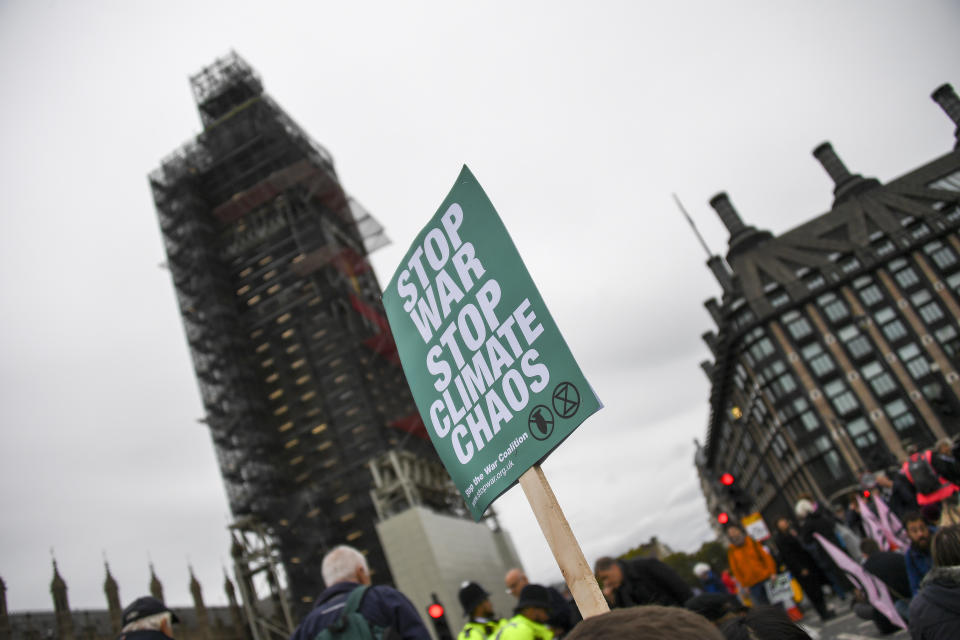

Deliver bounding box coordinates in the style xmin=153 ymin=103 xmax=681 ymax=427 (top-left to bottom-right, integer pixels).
xmin=493 ymin=614 xmax=553 ymax=640
xmin=457 ymin=619 xmax=506 ymax=640
xmin=901 ymin=450 xmax=959 ymax=505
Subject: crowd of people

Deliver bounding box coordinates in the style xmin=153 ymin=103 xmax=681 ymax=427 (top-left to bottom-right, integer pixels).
xmin=109 ymin=439 xmax=960 ymax=640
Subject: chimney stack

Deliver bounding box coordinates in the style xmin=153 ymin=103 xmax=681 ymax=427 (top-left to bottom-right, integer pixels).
xmin=704 ymin=298 xmax=723 ymax=325
xmin=709 ymin=192 xmax=746 ymax=236
xmin=813 ymin=141 xmax=879 ymax=205
xmin=932 ymin=83 xmax=960 ymax=146
xmin=706 ymin=256 xmax=735 ymax=296
xmin=812 ymin=142 xmax=854 ymax=187
xmin=702 ymin=331 xmax=719 ymax=356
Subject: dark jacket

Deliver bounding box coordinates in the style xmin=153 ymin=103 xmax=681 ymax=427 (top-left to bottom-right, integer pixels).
xmin=117 ymin=630 xmax=171 ymax=640
xmin=697 ymin=570 xmax=727 ymax=594
xmin=907 ymin=543 xmax=935 ymax=596
xmin=908 ymin=566 xmax=960 ymax=640
xmin=774 ymin=530 xmax=822 ymax=578
xmin=611 ymin=558 xmax=693 ymax=608
xmin=799 ymin=510 xmax=837 ymax=547
xmin=863 ymin=551 xmax=911 ymax=602
xmin=890 ymin=472 xmax=920 ymax=518
xmin=289 ymin=582 xmax=431 ymax=640
xmin=931 ymin=451 xmax=960 ymax=487
xmin=543 ymin=585 xmax=579 ymax=634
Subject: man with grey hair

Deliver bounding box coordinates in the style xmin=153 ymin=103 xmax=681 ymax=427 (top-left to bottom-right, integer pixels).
xmin=117 ymin=596 xmax=179 ymax=640
xmin=289 ymin=545 xmax=430 ymax=640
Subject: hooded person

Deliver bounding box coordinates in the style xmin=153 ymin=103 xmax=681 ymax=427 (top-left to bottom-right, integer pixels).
xmin=692 ymin=563 xmax=726 ymax=594
xmin=494 ymin=585 xmax=553 ymax=640
xmin=457 ymin=582 xmax=505 ymax=640
xmin=908 ymin=524 xmax=960 ymax=640
xmin=117 ymin=596 xmax=179 ymax=640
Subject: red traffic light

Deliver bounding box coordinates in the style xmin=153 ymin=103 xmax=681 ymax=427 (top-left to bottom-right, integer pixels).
xmin=863 ymin=490 xmax=871 ymax=498
xmin=717 ymin=512 xmax=730 ymax=525
xmin=720 ymin=473 xmax=735 ymax=486
xmin=427 ymin=604 xmax=445 ymax=619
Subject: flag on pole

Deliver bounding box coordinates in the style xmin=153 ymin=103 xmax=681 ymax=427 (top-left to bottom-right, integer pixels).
xmin=873 ymin=495 xmax=909 ymax=550
xmin=857 ymin=495 xmax=889 ymax=550
xmin=814 ymin=533 xmax=906 ymax=630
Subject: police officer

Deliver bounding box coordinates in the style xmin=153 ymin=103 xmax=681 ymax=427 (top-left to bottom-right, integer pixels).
xmin=457 ymin=582 xmax=504 ymax=640
xmin=495 ymin=585 xmax=553 ymax=640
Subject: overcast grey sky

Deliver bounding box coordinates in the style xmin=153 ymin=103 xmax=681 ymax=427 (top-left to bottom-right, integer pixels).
xmin=1 ymin=0 xmax=959 ymax=614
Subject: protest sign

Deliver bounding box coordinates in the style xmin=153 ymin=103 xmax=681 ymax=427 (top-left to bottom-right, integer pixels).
xmin=741 ymin=512 xmax=771 ymax=542
xmin=382 ymin=166 xmax=602 ymax=521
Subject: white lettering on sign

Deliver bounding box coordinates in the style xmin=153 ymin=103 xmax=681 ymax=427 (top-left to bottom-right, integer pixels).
xmin=394 ymin=202 xmax=552 ymax=465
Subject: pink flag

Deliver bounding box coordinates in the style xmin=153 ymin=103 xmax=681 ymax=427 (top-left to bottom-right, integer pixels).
xmin=814 ymin=533 xmax=906 ymax=629
xmin=857 ymin=495 xmax=889 ymax=550
xmin=874 ymin=495 xmax=910 ymax=550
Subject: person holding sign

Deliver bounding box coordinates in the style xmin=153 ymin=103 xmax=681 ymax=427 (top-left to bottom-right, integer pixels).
xmin=725 ymin=524 xmax=777 ymax=606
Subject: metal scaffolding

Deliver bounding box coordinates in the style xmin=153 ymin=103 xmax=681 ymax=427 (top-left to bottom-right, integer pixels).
xmin=149 ymin=52 xmax=458 ymax=618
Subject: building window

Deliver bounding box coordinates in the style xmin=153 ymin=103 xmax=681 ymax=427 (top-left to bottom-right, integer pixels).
xmin=801 ymin=411 xmax=820 ymax=432
xmin=875 ymin=306 xmax=909 ymax=343
xmin=784 ymin=312 xmax=813 ymax=341
xmin=894 ymin=266 xmax=921 ymax=290
xmin=859 ymin=284 xmax=884 ymax=307
xmin=838 ymin=325 xmax=874 ymax=359
xmin=770 ymin=292 xmax=790 ymax=308
xmin=807 ymin=274 xmax=826 ymax=290
xmin=874 ymin=239 xmax=895 ymax=256
xmin=845 ymin=417 xmax=879 ymax=449
xmin=898 ymin=343 xmax=931 ymax=380
xmin=818 ymin=292 xmax=850 ymax=323
xmin=748 ymin=335 xmax=776 ymax=362
xmin=824 ymin=379 xmax=859 ymax=416
xmin=885 ymin=398 xmax=917 ymax=433
xmin=802 ymin=342 xmax=836 ymax=378
xmin=947 ymin=272 xmax=960 ymax=298
xmin=924 ymin=240 xmax=958 ymax=270
xmin=861 ymin=361 xmax=897 ymax=398
xmin=824 ymin=450 xmax=845 ymax=479
xmin=935 ymin=324 xmax=960 ymax=358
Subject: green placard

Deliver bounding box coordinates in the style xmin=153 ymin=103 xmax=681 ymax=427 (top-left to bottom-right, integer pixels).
xmin=382 ymin=166 xmax=602 ymax=520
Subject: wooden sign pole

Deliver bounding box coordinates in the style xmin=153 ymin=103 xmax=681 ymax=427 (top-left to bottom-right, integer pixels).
xmin=518 ymin=465 xmax=610 ymax=619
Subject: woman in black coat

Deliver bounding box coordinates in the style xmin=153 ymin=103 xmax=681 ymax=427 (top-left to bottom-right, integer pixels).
xmin=909 ymin=524 xmax=960 ymax=640
xmin=773 ymin=518 xmax=833 ymax=621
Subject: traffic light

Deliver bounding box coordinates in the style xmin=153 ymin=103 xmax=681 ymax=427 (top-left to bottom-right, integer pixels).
xmin=717 ymin=512 xmax=730 ymax=525
xmin=718 ymin=472 xmax=752 ymax=515
xmin=863 ymin=490 xmax=871 ymax=499
xmin=426 ymin=593 xmax=453 ymax=640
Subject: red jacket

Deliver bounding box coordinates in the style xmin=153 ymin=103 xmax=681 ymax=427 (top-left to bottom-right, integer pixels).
xmin=901 ymin=450 xmax=959 ymax=506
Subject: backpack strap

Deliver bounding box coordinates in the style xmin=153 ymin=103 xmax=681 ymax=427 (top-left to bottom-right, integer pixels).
xmin=342 ymin=586 xmax=369 ymax=617
xmin=329 ymin=586 xmax=370 ymax=633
